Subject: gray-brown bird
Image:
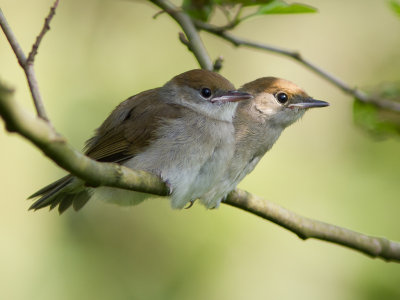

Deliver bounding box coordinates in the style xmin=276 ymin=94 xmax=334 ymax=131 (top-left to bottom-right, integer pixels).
xmin=200 ymin=77 xmax=329 ymax=208
xmin=29 ymin=69 xmax=252 ymax=213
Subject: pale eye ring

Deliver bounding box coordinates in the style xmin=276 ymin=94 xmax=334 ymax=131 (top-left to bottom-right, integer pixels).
xmin=201 ymin=88 xmax=212 ymax=98
xmin=276 ymin=92 xmax=288 ymax=104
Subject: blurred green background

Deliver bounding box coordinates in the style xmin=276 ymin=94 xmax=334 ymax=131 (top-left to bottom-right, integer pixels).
xmin=1 ymin=0 xmax=400 ymax=299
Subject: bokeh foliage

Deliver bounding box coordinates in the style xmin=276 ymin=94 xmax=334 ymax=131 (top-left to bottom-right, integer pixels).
xmin=390 ymin=0 xmax=400 ymax=17
xmin=354 ymin=84 xmax=400 ymax=138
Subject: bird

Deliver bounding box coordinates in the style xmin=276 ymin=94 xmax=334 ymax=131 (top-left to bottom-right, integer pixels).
xmin=29 ymin=69 xmax=253 ymax=213
xmin=199 ymin=77 xmax=329 ymax=208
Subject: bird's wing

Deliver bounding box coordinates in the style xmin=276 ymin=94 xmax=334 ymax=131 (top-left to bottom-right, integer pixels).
xmin=29 ymin=89 xmax=186 ymax=213
xmin=84 ymin=88 xmax=185 ymax=163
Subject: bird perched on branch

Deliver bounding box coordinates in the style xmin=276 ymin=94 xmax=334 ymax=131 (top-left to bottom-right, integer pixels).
xmin=29 ymin=69 xmax=252 ymax=213
xmin=201 ymin=77 xmax=329 ymax=208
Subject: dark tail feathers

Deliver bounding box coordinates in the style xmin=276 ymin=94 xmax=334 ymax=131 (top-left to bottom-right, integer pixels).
xmin=29 ymin=175 xmax=91 ymax=214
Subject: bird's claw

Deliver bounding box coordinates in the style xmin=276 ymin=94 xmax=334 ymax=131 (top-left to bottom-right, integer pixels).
xmin=185 ymin=200 xmax=195 ymax=209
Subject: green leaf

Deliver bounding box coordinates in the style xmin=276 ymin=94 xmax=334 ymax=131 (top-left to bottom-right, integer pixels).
xmin=389 ymin=0 xmax=400 ymax=18
xmin=215 ymin=0 xmax=275 ymax=7
xmin=353 ymin=83 xmax=400 ymax=139
xmin=182 ymin=0 xmax=214 ymax=21
xmin=256 ymin=0 xmax=317 ymax=14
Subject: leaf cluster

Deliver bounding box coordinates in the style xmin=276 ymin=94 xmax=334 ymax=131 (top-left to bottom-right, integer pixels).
xmin=182 ymin=0 xmax=317 ymax=23
xmin=354 ymin=83 xmax=400 ymax=138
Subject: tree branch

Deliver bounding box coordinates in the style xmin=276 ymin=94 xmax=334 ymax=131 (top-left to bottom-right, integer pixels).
xmin=0 ymin=1 xmax=59 ymax=122
xmin=149 ymin=0 xmax=213 ymax=70
xmin=225 ymin=189 xmax=400 ymax=262
xmin=192 ymin=20 xmax=400 ymax=112
xmin=0 ymin=85 xmax=399 ymax=262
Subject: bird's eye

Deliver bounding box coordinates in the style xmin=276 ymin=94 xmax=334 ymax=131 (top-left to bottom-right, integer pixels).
xmin=200 ymin=88 xmax=212 ymax=99
xmin=276 ymin=92 xmax=288 ymax=104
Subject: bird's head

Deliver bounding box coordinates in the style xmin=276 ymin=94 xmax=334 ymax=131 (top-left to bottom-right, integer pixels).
xmin=239 ymin=77 xmax=329 ymax=128
xmin=163 ymin=69 xmax=253 ymax=121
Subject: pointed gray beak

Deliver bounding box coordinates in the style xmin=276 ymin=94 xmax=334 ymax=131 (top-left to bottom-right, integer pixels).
xmin=211 ymin=91 xmax=253 ymax=104
xmin=288 ymin=98 xmax=329 ymax=109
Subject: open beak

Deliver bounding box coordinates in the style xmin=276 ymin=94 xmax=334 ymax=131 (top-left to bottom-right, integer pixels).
xmin=211 ymin=91 xmax=253 ymax=104
xmin=288 ymin=98 xmax=329 ymax=109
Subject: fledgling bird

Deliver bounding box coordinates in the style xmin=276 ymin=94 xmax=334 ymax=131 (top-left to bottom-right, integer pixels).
xmin=29 ymin=69 xmax=252 ymax=213
xmin=200 ymin=77 xmax=329 ymax=208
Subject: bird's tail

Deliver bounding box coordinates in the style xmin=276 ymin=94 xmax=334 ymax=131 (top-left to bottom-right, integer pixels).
xmin=28 ymin=175 xmax=92 ymax=214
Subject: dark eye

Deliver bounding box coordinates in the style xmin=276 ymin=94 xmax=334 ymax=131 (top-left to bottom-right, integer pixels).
xmin=201 ymin=88 xmax=212 ymax=98
xmin=276 ymin=92 xmax=288 ymax=104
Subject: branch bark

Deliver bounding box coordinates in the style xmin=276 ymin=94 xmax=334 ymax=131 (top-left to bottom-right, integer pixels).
xmin=225 ymin=189 xmax=400 ymax=262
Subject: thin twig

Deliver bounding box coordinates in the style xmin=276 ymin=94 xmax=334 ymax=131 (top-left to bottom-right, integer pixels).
xmin=149 ymin=0 xmax=213 ymax=70
xmin=212 ymin=4 xmax=243 ymax=32
xmin=152 ymin=9 xmax=165 ymax=19
xmin=27 ymin=0 xmax=60 ymax=64
xmin=0 ymin=1 xmax=60 ymax=122
xmin=178 ymin=32 xmax=191 ymax=50
xmin=213 ymin=56 xmax=224 ymax=72
xmin=193 ymin=20 xmax=400 ymax=112
xmin=0 ymin=9 xmax=27 ymax=69
xmin=1 ymin=85 xmax=399 ymax=262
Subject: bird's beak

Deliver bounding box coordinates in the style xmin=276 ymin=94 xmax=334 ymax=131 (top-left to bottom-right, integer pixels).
xmin=288 ymin=98 xmax=329 ymax=109
xmin=211 ymin=91 xmax=253 ymax=103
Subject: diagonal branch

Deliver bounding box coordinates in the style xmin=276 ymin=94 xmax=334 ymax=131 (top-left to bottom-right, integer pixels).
xmin=0 ymin=84 xmax=399 ymax=262
xmin=0 ymin=8 xmax=27 ymax=67
xmin=0 ymin=1 xmax=60 ymax=122
xmin=27 ymin=0 xmax=59 ymax=64
xmin=225 ymin=189 xmax=400 ymax=262
xmin=192 ymin=20 xmax=400 ymax=112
